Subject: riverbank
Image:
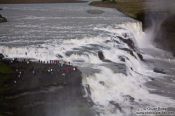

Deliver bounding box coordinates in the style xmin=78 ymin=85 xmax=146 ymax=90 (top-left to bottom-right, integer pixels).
xmin=0 ymin=54 xmax=94 ymax=116
xmin=0 ymin=0 xmax=87 ymax=4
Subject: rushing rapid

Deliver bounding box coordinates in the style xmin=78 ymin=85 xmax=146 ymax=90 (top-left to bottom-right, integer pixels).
xmin=0 ymin=3 xmax=175 ymax=116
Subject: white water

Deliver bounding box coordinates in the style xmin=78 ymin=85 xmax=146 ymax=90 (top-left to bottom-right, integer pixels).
xmin=0 ymin=22 xmax=175 ymax=116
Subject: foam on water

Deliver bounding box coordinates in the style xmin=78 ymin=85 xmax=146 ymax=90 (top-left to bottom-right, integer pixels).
xmin=0 ymin=22 xmax=175 ymax=116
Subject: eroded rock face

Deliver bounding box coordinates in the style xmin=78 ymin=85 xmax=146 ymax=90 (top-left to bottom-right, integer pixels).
xmin=0 ymin=14 xmax=7 ymax=23
xmin=137 ymin=10 xmax=175 ymax=55
xmin=154 ymin=15 xmax=175 ymax=55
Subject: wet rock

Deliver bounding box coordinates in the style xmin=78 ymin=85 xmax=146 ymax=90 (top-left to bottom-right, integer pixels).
xmin=0 ymin=8 xmax=2 ymax=10
xmin=105 ymin=39 xmax=120 ymax=44
xmin=86 ymin=9 xmax=104 ymax=14
xmin=56 ymin=54 xmax=63 ymax=58
xmin=99 ymin=81 xmax=105 ymax=86
xmin=109 ymin=101 xmax=122 ymax=112
xmin=105 ymin=40 xmax=111 ymax=43
xmin=0 ymin=53 xmax=4 ymax=60
xmin=150 ymin=78 xmax=155 ymax=81
xmin=125 ymin=39 xmax=135 ymax=50
xmin=117 ymin=36 xmax=135 ymax=50
xmin=153 ymin=68 xmax=166 ymax=74
xmin=97 ymin=51 xmax=112 ymax=62
xmin=116 ymin=36 xmax=144 ymax=61
xmin=123 ymin=95 xmax=135 ymax=102
xmin=113 ymin=40 xmax=120 ymax=44
xmin=137 ymin=53 xmax=144 ymax=61
xmin=86 ymin=85 xmax=91 ymax=96
xmin=118 ymin=56 xmax=125 ymax=62
xmin=0 ymin=14 xmax=7 ymax=23
xmin=98 ymin=51 xmax=105 ymax=60
xmin=119 ymin=48 xmax=137 ymax=59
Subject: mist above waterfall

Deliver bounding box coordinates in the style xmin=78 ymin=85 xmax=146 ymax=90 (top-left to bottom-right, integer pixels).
xmin=143 ymin=0 xmax=175 ymax=53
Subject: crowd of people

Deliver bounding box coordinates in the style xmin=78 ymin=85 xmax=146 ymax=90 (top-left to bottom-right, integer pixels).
xmin=37 ymin=59 xmax=78 ymax=76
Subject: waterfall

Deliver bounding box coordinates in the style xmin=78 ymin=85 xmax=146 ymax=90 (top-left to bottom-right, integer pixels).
xmin=0 ymin=21 xmax=175 ymax=116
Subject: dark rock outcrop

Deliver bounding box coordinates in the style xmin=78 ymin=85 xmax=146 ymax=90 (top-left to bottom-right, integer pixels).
xmin=137 ymin=53 xmax=144 ymax=61
xmin=119 ymin=48 xmax=137 ymax=59
xmin=118 ymin=56 xmax=125 ymax=62
xmin=0 ymin=58 xmax=95 ymax=116
xmin=0 ymin=14 xmax=7 ymax=23
xmin=0 ymin=54 xmax=4 ymax=60
xmin=116 ymin=36 xmax=144 ymax=61
xmin=153 ymin=68 xmax=166 ymax=74
xmin=154 ymin=15 xmax=175 ymax=55
xmin=98 ymin=51 xmax=105 ymax=60
xmin=109 ymin=101 xmax=122 ymax=112
xmin=116 ymin=36 xmax=135 ymax=50
xmin=123 ymin=95 xmax=135 ymax=102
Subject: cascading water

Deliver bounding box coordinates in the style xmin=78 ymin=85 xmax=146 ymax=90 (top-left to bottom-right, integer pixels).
xmin=0 ymin=22 xmax=175 ymax=116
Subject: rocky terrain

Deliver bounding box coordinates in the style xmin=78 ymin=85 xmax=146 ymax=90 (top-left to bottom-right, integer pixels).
xmin=0 ymin=8 xmax=7 ymax=23
xmin=0 ymin=14 xmax=7 ymax=23
xmin=0 ymin=54 xmax=94 ymax=116
xmin=154 ymin=15 xmax=175 ymax=55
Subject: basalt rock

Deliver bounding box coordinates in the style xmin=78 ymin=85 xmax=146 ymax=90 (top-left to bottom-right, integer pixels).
xmin=153 ymin=68 xmax=166 ymax=74
xmin=123 ymin=95 xmax=135 ymax=102
xmin=137 ymin=53 xmax=144 ymax=61
xmin=116 ymin=36 xmax=135 ymax=50
xmin=136 ymin=11 xmax=167 ymax=31
xmin=98 ymin=51 xmax=105 ymax=60
xmin=116 ymin=35 xmax=144 ymax=61
xmin=118 ymin=56 xmax=125 ymax=62
xmin=109 ymin=101 xmax=122 ymax=112
xmin=0 ymin=53 xmax=4 ymax=60
xmin=119 ymin=48 xmax=137 ymax=59
xmin=0 ymin=14 xmax=7 ymax=23
xmin=154 ymin=14 xmax=175 ymax=54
